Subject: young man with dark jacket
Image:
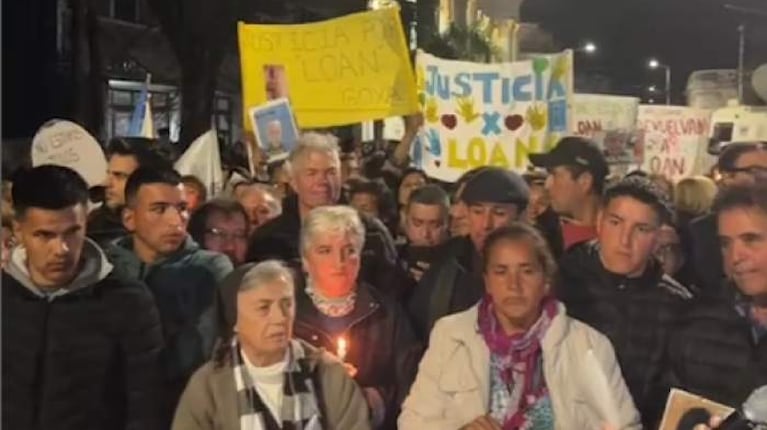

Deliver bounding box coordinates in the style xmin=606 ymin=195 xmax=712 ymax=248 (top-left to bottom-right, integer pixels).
xmin=529 ymin=136 xmax=609 ymax=257
xmin=557 ymin=176 xmax=693 ymax=427
xmin=666 ymin=182 xmax=767 ymax=410
xmin=87 ymin=137 xmax=170 ymax=247
xmin=407 ymin=167 xmax=530 ymax=340
xmin=104 ymin=167 xmax=233 ymax=424
xmin=3 ymin=165 xmax=164 ymax=430
xmin=246 ymin=133 xmax=398 ymax=292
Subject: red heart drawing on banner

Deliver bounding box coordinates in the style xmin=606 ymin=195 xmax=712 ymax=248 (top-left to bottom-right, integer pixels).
xmin=441 ymin=114 xmax=457 ymax=130
xmin=505 ymin=114 xmax=524 ymax=131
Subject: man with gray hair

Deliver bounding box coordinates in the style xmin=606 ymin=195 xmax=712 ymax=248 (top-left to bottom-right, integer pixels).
xmin=246 ymin=132 xmax=398 ymax=292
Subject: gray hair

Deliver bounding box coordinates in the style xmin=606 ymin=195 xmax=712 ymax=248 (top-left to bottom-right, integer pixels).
xmin=300 ymin=205 xmax=365 ymax=258
xmin=239 ymin=260 xmax=295 ymax=293
xmin=284 ymin=132 xmax=340 ymax=176
xmin=240 ymin=183 xmax=282 ymax=215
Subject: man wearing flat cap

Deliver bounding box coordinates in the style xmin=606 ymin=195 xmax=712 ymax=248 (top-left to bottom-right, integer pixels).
xmin=406 ymin=167 xmax=530 ymax=341
xmin=529 ymin=136 xmax=609 ymax=258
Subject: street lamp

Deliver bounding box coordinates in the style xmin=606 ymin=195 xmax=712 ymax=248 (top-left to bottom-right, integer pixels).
xmin=648 ymin=58 xmax=671 ymax=105
xmin=583 ymin=42 xmax=597 ymax=54
xmin=648 ymin=85 xmax=656 ymax=93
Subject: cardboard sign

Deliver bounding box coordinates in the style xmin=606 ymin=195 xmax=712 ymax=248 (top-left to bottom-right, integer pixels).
xmin=413 ymin=50 xmax=573 ymax=182
xmin=249 ymin=98 xmax=300 ymax=162
xmin=637 ymin=106 xmax=713 ymax=181
xmin=659 ymin=388 xmax=734 ymax=430
xmin=31 ymin=119 xmax=107 ymax=187
xmin=572 ymin=94 xmax=639 ymax=139
xmin=238 ymin=7 xmax=419 ymax=129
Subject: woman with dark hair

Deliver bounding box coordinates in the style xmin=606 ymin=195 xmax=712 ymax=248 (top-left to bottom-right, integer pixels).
xmin=400 ymin=223 xmax=640 ymax=430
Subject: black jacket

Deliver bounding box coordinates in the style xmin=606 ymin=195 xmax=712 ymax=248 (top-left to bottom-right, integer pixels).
xmin=86 ymin=205 xmax=127 ymax=247
xmin=557 ymin=241 xmax=694 ymax=426
xmin=294 ymin=282 xmax=421 ymax=430
xmin=406 ymin=236 xmax=484 ymax=341
xmin=246 ymin=195 xmax=399 ymax=293
xmin=2 ymin=263 xmax=164 ymax=430
xmin=666 ymin=291 xmax=767 ymax=408
xmin=687 ymin=212 xmax=726 ymax=296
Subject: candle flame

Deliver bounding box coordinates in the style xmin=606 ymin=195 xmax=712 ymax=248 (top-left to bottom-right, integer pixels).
xmin=337 ymin=337 xmax=348 ymax=360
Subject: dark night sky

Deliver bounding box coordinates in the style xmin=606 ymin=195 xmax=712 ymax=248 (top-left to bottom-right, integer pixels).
xmin=521 ymin=0 xmax=767 ymax=98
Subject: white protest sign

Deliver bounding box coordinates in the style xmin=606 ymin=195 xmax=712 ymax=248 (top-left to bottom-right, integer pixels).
xmin=637 ymin=106 xmax=713 ymax=181
xmin=572 ymin=94 xmax=638 ymax=137
xmin=414 ymin=50 xmax=573 ymax=182
xmin=31 ymin=119 xmax=107 ymax=187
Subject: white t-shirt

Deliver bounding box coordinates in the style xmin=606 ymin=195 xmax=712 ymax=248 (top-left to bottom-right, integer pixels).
xmin=242 ymin=352 xmax=288 ymax=424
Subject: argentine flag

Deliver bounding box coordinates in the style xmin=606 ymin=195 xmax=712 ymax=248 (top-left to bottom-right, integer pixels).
xmin=128 ymin=76 xmax=155 ymax=138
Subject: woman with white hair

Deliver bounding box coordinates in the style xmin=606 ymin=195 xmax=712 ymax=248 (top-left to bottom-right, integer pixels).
xmin=172 ymin=260 xmax=371 ymax=430
xmin=294 ymin=205 xmax=421 ymax=430
xmin=399 ymin=223 xmax=640 ymax=430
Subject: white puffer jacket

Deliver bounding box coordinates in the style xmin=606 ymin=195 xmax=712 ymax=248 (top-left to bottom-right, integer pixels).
xmin=399 ymin=302 xmax=641 ymax=430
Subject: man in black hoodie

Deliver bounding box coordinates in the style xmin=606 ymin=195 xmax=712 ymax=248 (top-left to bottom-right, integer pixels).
xmin=246 ymin=132 xmax=398 ymax=291
xmin=3 ymin=165 xmax=164 ymax=430
xmin=557 ymin=175 xmax=693 ymax=427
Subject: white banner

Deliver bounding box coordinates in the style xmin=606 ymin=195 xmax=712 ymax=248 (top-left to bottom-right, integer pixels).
xmin=637 ymin=105 xmax=713 ymax=181
xmin=572 ymin=94 xmax=638 ymax=138
xmin=175 ymin=130 xmax=224 ymax=198
xmin=31 ymin=119 xmax=107 ymax=188
xmin=573 ymin=94 xmax=641 ymax=166
xmin=413 ymin=50 xmax=573 ymax=182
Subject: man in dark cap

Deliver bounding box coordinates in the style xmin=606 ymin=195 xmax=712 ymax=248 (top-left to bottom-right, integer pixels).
xmin=529 ymin=136 xmax=609 ymax=257
xmin=406 ymin=167 xmax=530 ymax=340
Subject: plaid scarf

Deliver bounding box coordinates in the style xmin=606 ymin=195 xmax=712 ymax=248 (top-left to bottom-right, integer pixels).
xmin=231 ymin=337 xmax=324 ymax=430
xmin=478 ymin=295 xmax=559 ymax=429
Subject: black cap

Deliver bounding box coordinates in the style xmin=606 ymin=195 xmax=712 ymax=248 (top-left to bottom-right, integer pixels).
xmin=461 ymin=167 xmax=529 ymax=210
xmin=529 ymin=136 xmax=609 ymax=180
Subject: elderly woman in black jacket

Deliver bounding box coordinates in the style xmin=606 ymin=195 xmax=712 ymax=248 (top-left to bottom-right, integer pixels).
xmin=293 ymin=205 xmax=421 ymax=430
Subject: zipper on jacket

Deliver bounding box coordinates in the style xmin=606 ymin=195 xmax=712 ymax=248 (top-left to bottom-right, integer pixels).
xmin=32 ymin=300 xmax=52 ymax=429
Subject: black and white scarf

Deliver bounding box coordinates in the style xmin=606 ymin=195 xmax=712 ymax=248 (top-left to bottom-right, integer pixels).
xmin=232 ymin=337 xmax=324 ymax=430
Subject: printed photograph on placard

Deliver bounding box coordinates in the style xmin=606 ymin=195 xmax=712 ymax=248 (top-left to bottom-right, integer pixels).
xmin=593 ymin=129 xmax=644 ymax=165
xmin=249 ymin=98 xmax=299 ymax=162
xmin=264 ymin=64 xmax=290 ymax=100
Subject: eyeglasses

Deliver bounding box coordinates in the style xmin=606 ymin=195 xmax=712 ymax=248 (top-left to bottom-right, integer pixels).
xmin=204 ymin=228 xmax=248 ymax=242
xmin=721 ymin=166 xmax=767 ymax=180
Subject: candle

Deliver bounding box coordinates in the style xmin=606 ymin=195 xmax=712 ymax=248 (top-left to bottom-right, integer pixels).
xmin=337 ymin=337 xmax=348 ymax=361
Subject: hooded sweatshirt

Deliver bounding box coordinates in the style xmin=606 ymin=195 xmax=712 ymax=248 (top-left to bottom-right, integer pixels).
xmin=5 ymin=237 xmax=113 ymax=299
xmin=2 ymin=238 xmax=165 ymax=430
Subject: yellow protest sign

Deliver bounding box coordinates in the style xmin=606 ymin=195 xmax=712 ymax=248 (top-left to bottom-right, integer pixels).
xmin=238 ymin=7 xmax=419 ymax=130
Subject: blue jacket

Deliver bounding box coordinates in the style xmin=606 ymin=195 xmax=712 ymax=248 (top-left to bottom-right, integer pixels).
xmin=105 ymin=236 xmax=233 ymax=384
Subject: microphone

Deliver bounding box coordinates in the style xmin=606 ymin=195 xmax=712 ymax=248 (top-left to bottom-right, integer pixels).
xmin=720 ymin=386 xmax=767 ymax=429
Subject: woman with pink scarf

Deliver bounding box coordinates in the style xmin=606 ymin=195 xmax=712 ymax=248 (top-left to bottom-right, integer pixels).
xmin=399 ymin=223 xmax=641 ymax=430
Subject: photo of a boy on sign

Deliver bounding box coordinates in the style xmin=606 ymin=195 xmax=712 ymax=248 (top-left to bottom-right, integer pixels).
xmin=249 ymin=98 xmax=299 ymax=162
xmin=264 ymin=64 xmax=290 ymax=100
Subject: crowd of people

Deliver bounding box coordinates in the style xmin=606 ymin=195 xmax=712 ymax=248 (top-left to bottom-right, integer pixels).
xmin=2 ymin=118 xmax=766 ymax=429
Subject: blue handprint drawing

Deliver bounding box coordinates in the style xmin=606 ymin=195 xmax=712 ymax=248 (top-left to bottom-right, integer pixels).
xmin=412 ymin=128 xmax=443 ymax=169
